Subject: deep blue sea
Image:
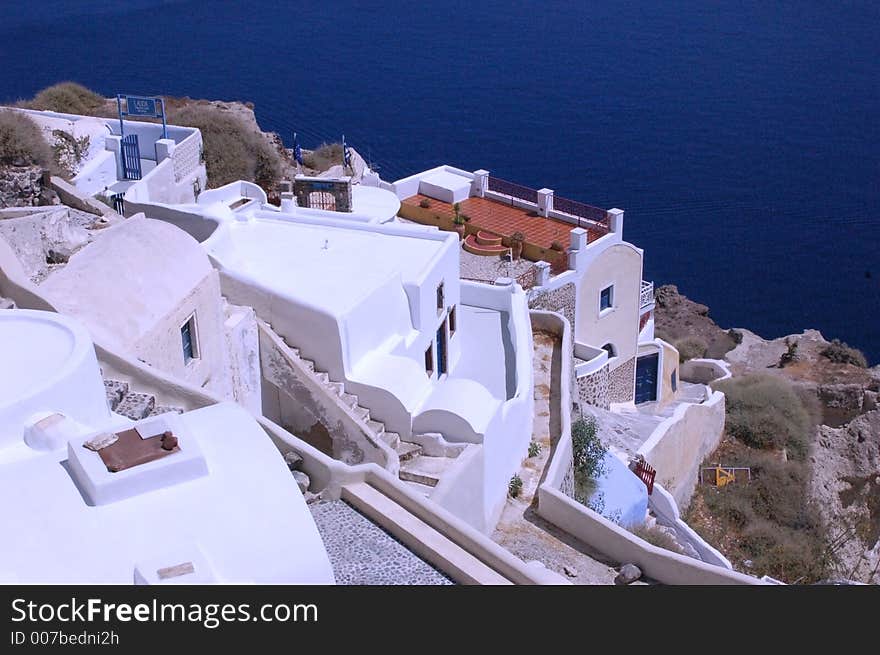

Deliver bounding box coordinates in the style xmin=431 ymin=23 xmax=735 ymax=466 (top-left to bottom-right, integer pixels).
xmin=1 ymin=1 xmax=877 ymax=362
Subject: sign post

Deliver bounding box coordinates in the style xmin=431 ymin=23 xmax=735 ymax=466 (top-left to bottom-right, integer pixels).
xmin=116 ymin=94 xmax=168 ymax=139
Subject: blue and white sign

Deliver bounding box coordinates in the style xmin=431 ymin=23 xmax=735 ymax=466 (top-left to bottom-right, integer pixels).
xmin=125 ymin=96 xmax=160 ymax=117
xmin=117 ymin=93 xmax=168 ymax=139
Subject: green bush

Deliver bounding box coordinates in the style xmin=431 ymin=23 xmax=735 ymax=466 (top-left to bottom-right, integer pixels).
xmin=508 ymin=474 xmax=523 ymax=498
xmin=820 ymin=339 xmax=868 ymax=367
xmin=572 ymin=416 xmax=606 ymax=478
xmin=29 ymin=82 xmax=105 ymax=115
xmin=0 ymin=110 xmax=57 ymax=172
xmin=675 ymin=336 xmax=708 ymax=363
xmin=527 ymin=441 xmax=541 ymax=458
xmin=170 ymin=105 xmax=282 ymax=190
xmin=302 ymin=142 xmax=343 ymax=172
xmin=715 ymin=374 xmax=811 ymax=455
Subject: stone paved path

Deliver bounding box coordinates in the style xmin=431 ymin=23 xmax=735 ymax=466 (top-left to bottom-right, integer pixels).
xmin=309 ymin=499 xmax=454 ymax=585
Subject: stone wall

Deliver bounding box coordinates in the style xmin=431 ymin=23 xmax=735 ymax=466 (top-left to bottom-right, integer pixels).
xmin=608 ymin=356 xmax=636 ymax=403
xmin=577 ymin=365 xmax=610 ymax=409
xmin=0 ymin=166 xmax=43 ymax=208
xmin=528 ymin=282 xmax=576 ymax=329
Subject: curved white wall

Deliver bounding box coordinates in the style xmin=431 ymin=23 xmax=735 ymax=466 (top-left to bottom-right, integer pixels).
xmin=0 ymin=309 xmax=109 ymax=448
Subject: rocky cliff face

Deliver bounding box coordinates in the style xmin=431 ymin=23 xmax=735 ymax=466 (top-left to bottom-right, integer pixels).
xmin=811 ymin=411 xmax=880 ymax=583
xmin=656 ymin=284 xmax=880 ymax=583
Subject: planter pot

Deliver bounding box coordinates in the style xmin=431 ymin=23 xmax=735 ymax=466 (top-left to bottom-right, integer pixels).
xmin=454 ymin=224 xmax=466 ymax=240
xmin=511 ymin=241 xmax=523 ymax=260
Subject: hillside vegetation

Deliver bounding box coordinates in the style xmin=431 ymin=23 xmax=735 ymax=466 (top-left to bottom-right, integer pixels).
xmin=15 ymin=83 xmax=287 ymax=191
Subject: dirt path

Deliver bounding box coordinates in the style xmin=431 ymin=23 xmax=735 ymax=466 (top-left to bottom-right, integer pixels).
xmin=491 ymin=330 xmax=619 ymax=584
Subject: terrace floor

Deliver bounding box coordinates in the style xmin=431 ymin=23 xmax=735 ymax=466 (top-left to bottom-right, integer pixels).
xmin=402 ymin=194 xmax=605 ymax=249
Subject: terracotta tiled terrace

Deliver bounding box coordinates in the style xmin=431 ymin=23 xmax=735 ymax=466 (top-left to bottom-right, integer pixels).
xmin=401 ymin=195 xmax=607 ymax=249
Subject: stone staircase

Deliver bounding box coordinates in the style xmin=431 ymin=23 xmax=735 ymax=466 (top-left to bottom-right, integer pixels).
xmin=266 ymin=324 xmax=464 ymax=496
xmin=463 ymin=230 xmax=508 ymax=256
xmin=265 ymin=326 xmax=420 ymax=466
xmin=104 ymin=379 xmax=185 ymax=421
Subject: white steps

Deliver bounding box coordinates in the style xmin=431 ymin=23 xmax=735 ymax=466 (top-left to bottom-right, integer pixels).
xmin=398 ymin=454 xmax=457 ymax=488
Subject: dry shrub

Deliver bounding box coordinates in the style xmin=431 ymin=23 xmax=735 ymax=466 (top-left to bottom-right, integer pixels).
xmin=694 ymin=450 xmax=831 ymax=583
xmin=0 ymin=110 xmax=58 ymax=173
xmin=169 ymin=104 xmax=282 ymax=190
xmin=715 ymin=374 xmax=811 ymax=456
xmin=302 ymin=142 xmax=343 ymax=171
xmin=28 ymin=82 xmax=105 ymax=115
xmin=820 ymin=339 xmax=868 ymax=367
xmin=675 ymin=336 xmax=708 ymax=363
xmin=630 ymin=525 xmax=683 ymax=554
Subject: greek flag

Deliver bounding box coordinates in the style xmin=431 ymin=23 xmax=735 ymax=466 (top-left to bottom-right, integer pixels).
xmin=293 ymin=132 xmax=303 ymax=165
xmin=342 ymin=134 xmax=352 ymax=168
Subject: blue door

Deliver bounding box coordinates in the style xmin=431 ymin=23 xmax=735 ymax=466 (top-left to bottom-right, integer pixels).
xmin=436 ymin=323 xmax=447 ymax=376
xmin=635 ymin=354 xmax=658 ymax=404
xmin=121 ymin=134 xmax=142 ymax=180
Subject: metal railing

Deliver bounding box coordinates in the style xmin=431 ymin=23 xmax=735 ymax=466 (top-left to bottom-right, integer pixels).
xmin=640 ymin=280 xmax=654 ymax=308
xmin=553 ymin=195 xmax=609 ymax=224
xmin=487 ymin=176 xmax=538 ymax=204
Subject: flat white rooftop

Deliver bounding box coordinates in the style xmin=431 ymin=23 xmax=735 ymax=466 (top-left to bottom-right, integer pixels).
xmin=0 ymin=403 xmax=335 ymax=584
xmin=209 ymin=218 xmax=444 ymax=316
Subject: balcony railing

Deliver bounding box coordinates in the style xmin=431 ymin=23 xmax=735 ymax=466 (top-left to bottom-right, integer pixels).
xmin=640 ymin=280 xmax=654 ymax=309
xmin=487 ymin=176 xmax=538 ymax=204
xmin=553 ymin=195 xmax=609 ymax=224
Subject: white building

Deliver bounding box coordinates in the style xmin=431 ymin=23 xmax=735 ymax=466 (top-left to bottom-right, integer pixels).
xmin=0 ymin=308 xmax=334 ymax=584
xmin=390 ymin=165 xmax=680 ymax=410
xmin=6 ymin=107 xmax=206 ymax=204
xmin=140 ymin=180 xmax=534 ymax=534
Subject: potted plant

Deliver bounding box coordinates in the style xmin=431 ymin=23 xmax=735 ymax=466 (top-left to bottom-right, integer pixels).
xmin=452 ymin=202 xmax=470 ymax=240
xmin=510 ymin=231 xmax=525 ymax=260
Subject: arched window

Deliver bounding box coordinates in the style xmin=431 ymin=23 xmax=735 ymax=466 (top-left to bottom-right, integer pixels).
xmin=602 ymin=343 xmax=616 ymax=358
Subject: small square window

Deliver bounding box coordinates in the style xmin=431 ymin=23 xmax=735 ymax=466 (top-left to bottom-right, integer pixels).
xmin=181 ymin=314 xmax=199 ymax=363
xmin=671 ymin=369 xmax=678 ymax=392
xmin=424 ymin=344 xmax=434 ymax=377
xmin=600 ymin=285 xmax=614 ymax=312
xmin=436 ymin=282 xmax=445 ymax=314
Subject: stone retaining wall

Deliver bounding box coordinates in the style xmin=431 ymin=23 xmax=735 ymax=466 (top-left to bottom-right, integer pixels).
xmin=527 ymin=282 xmax=576 ymax=330
xmin=0 ymin=166 xmax=43 ymax=208
xmin=577 ymin=365 xmax=610 ymax=409
xmin=608 ymin=356 xmax=635 ymax=403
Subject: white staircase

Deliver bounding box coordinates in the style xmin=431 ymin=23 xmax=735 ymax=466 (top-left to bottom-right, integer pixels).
xmin=264 ymin=322 xmax=464 ymax=496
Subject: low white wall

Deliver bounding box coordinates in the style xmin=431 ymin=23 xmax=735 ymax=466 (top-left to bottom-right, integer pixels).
xmin=390 ymin=165 xmax=475 ymax=200
xmin=429 ymin=444 xmax=487 ymax=529
xmin=649 ymin=483 xmax=733 ymax=569
xmin=637 ymin=390 xmax=726 ymax=508
xmin=680 ymin=358 xmax=732 ymax=384
xmin=532 ymin=309 xmax=761 ymax=584
xmin=126 ymin=202 xmax=221 ymax=243
xmin=198 ymin=180 xmax=266 ymax=207
xmin=71 ymin=150 xmax=118 ymax=196
xmin=574 ymin=341 xmax=609 ymax=377
xmin=538 ymin=483 xmax=760 ymax=585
